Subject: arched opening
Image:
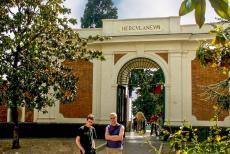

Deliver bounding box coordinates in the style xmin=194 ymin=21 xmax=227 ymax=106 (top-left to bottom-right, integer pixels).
xmin=116 ymin=57 xmax=165 ymax=131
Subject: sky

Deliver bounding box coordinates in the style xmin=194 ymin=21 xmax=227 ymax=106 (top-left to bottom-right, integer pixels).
xmin=63 ymin=0 xmax=219 ymax=28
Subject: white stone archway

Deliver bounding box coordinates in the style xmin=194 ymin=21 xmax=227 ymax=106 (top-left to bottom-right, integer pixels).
xmin=29 ymin=17 xmax=229 ymax=127
xmin=111 ymin=52 xmax=170 ymax=124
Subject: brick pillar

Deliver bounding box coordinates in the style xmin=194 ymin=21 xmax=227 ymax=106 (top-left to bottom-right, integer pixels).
xmin=25 ymin=109 xmax=34 ymax=122
xmin=192 ymin=59 xmax=229 ymax=120
xmin=60 ymin=60 xmax=93 ymax=118
xmin=0 ymin=105 xmax=7 ymax=122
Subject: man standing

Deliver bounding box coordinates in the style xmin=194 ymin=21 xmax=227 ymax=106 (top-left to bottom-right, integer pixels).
xmin=76 ymin=114 xmax=97 ymax=154
xmin=105 ymin=112 xmax=125 ymax=154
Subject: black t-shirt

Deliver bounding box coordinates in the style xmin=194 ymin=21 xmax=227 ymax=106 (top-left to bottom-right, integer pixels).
xmin=77 ymin=125 xmax=97 ymax=152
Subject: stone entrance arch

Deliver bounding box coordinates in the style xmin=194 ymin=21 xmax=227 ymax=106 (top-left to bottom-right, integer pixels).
xmin=15 ymin=17 xmax=228 ymax=127
xmin=117 ymin=57 xmax=161 ymax=85
xmin=113 ymin=53 xmax=169 ymax=126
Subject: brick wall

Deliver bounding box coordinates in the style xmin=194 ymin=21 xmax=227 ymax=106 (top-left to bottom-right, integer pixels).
xmin=192 ymin=59 xmax=229 ymax=121
xmin=114 ymin=54 xmax=126 ymax=64
xmin=60 ymin=60 xmax=93 ymax=118
xmin=0 ymin=106 xmax=7 ymax=122
xmin=25 ymin=109 xmax=34 ymax=122
xmin=156 ymin=53 xmax=168 ymax=63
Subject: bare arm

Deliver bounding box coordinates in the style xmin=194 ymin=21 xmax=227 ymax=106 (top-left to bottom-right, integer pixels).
xmin=92 ymin=128 xmax=96 ymax=149
xmin=105 ymin=126 xmax=125 ymax=141
xmin=92 ymin=140 xmax=95 ymax=149
xmin=76 ymin=136 xmax=85 ymax=154
xmin=105 ymin=126 xmax=110 ymax=140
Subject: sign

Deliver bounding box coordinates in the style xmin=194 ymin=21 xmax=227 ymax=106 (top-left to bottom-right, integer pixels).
xmin=120 ymin=24 xmax=161 ymax=32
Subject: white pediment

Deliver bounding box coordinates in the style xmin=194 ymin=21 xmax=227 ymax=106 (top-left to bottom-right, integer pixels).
xmin=101 ymin=16 xmax=214 ymax=36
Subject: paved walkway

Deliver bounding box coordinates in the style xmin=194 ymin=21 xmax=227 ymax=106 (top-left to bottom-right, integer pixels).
xmin=98 ymin=131 xmax=168 ymax=154
xmin=0 ymin=131 xmax=168 ymax=154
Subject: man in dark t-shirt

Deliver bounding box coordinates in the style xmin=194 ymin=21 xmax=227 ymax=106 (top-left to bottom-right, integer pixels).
xmin=76 ymin=114 xmax=97 ymax=154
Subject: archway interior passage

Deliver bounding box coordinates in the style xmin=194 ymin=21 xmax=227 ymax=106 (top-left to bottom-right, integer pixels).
xmin=116 ymin=57 xmax=165 ymax=129
xmin=117 ymin=57 xmax=161 ymax=85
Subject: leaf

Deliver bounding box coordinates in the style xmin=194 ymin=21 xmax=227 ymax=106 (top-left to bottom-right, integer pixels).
xmin=209 ymin=0 xmax=230 ymax=20
xmin=179 ymin=0 xmax=195 ymax=16
xmin=195 ymin=0 xmax=206 ymax=28
xmin=211 ymin=36 xmax=220 ymax=45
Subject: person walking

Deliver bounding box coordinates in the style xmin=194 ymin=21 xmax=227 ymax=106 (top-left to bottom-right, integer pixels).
xmin=76 ymin=114 xmax=97 ymax=154
xmin=105 ymin=112 xmax=125 ymax=154
xmin=135 ymin=112 xmax=146 ymax=134
xmin=150 ymin=114 xmax=159 ymax=136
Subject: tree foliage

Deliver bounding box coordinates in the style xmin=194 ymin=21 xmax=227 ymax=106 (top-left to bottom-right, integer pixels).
xmin=179 ymin=0 xmax=230 ymax=28
xmin=179 ymin=0 xmax=230 ymax=111
xmin=130 ymin=69 xmax=165 ymax=120
xmin=81 ymin=0 xmax=118 ymax=28
xmin=196 ymin=22 xmax=230 ymax=73
xmin=0 ymin=0 xmax=104 ymax=148
xmin=132 ymin=93 xmax=162 ymax=121
xmin=196 ymin=21 xmax=230 ymax=110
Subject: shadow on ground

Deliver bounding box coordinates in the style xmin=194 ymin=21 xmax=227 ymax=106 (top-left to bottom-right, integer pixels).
xmin=0 ymin=138 xmax=105 ymax=154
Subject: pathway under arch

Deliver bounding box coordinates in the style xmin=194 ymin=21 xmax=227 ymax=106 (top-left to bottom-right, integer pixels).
xmin=116 ymin=57 xmax=166 ymax=127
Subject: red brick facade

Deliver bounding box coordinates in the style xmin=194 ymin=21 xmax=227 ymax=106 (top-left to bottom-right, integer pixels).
xmin=156 ymin=53 xmax=168 ymax=63
xmin=0 ymin=106 xmax=7 ymax=122
xmin=1 ymin=55 xmax=229 ymax=123
xmin=25 ymin=109 xmax=34 ymax=122
xmin=114 ymin=54 xmax=126 ymax=64
xmin=192 ymin=59 xmax=229 ymax=121
xmin=60 ymin=60 xmax=93 ymax=118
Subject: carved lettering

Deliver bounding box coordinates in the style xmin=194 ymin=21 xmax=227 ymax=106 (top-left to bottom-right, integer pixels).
xmin=121 ymin=24 xmax=161 ymax=32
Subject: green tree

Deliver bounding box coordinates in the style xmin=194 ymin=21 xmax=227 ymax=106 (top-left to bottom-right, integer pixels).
xmin=132 ymin=93 xmax=160 ymax=121
xmin=81 ymin=0 xmax=118 ymax=28
xmin=179 ymin=0 xmax=230 ymax=28
xmin=130 ymin=69 xmax=165 ymax=120
xmin=0 ymin=0 xmax=104 ymax=149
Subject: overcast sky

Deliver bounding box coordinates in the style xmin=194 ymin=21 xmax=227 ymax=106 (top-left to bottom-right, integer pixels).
xmin=63 ymin=0 xmax=219 ymax=28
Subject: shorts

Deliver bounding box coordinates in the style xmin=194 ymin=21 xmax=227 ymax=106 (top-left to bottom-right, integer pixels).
xmin=106 ymin=147 xmax=123 ymax=154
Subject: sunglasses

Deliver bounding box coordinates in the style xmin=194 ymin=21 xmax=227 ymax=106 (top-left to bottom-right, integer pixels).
xmin=110 ymin=117 xmax=116 ymax=119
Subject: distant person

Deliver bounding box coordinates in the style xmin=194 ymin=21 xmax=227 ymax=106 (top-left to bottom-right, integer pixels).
xmin=150 ymin=114 xmax=159 ymax=136
xmin=76 ymin=114 xmax=97 ymax=154
xmin=142 ymin=118 xmax=146 ymax=134
xmin=133 ymin=117 xmax=137 ymax=131
xmin=135 ymin=112 xmax=146 ymax=133
xmin=105 ymin=112 xmax=125 ymax=154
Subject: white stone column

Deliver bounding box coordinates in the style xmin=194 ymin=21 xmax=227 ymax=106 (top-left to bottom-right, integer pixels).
xmin=7 ymin=108 xmax=11 ymax=122
xmin=33 ymin=87 xmax=59 ymax=123
xmin=181 ymin=51 xmax=190 ymax=121
xmin=21 ymin=107 xmax=25 ymax=122
xmin=168 ymin=51 xmax=183 ymax=125
xmin=99 ymin=54 xmax=115 ymax=124
xmin=34 ymin=93 xmax=57 ymax=123
xmin=92 ymin=59 xmax=102 ymax=122
xmin=187 ymin=51 xmax=197 ymax=123
xmin=164 ymin=82 xmax=170 ymax=123
xmin=6 ymin=107 xmax=25 ymax=122
xmin=33 ymin=109 xmax=38 ymax=122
